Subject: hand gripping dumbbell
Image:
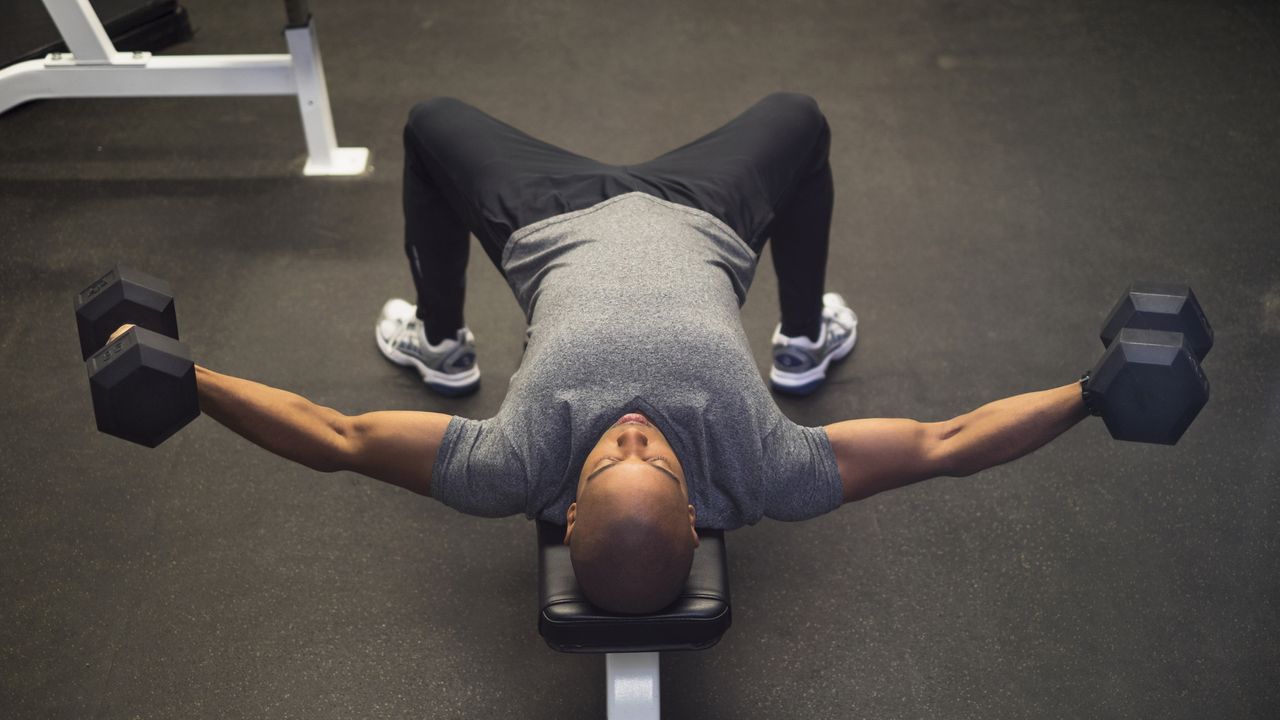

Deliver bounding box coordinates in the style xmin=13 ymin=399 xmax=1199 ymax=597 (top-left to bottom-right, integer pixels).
xmin=1081 ymin=282 xmax=1213 ymax=445
xmin=74 ymin=265 xmax=201 ymax=447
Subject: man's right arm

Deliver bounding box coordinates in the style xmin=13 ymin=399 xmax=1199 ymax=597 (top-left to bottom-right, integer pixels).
xmin=196 ymin=365 xmax=452 ymax=497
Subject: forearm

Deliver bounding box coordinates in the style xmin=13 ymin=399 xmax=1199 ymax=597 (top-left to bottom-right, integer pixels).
xmin=195 ymin=365 xmax=351 ymax=472
xmin=941 ymin=382 xmax=1089 ymax=477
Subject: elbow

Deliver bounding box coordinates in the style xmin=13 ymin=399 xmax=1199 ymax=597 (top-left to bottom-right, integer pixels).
xmin=301 ymin=442 xmax=351 ymax=474
xmin=311 ymin=413 xmax=359 ymax=474
xmin=931 ymin=418 xmax=976 ymax=478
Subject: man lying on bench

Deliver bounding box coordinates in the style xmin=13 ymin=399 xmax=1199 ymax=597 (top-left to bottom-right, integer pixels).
xmin=131 ymin=94 xmax=1102 ymax=615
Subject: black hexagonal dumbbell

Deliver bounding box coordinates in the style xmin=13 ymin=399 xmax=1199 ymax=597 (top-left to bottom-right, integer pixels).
xmin=1082 ymin=282 xmax=1213 ymax=445
xmin=74 ymin=266 xmax=200 ymax=448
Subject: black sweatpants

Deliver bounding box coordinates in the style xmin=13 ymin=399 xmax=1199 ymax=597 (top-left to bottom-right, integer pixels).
xmin=401 ymin=92 xmax=835 ymax=343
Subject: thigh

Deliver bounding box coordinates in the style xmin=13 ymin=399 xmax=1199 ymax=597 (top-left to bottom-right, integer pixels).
xmin=625 ymin=92 xmax=831 ymax=251
xmin=405 ymin=97 xmax=638 ymax=258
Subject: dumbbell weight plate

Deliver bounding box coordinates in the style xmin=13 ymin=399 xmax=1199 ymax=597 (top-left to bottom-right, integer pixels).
xmin=1087 ymin=327 xmax=1210 ymax=445
xmin=87 ymin=326 xmax=200 ymax=448
xmin=1100 ymin=282 xmax=1213 ymax=362
xmin=75 ymin=265 xmax=179 ymax=360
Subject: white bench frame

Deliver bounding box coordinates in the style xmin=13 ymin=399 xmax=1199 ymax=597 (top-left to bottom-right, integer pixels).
xmin=0 ymin=0 xmax=368 ymax=176
xmin=606 ymin=652 xmax=660 ymax=720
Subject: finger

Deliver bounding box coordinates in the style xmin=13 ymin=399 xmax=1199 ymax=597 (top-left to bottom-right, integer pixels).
xmin=108 ymin=324 xmax=135 ymax=343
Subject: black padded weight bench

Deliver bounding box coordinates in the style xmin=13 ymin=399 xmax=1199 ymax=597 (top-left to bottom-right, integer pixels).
xmin=536 ymin=520 xmax=732 ymax=719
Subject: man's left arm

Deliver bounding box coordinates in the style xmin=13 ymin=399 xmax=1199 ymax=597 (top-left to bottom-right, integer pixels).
xmin=826 ymin=382 xmax=1089 ymax=503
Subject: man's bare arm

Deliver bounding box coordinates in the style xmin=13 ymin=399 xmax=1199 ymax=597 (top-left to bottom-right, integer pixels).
xmin=826 ymin=382 xmax=1090 ymax=502
xmin=196 ymin=365 xmax=451 ymax=496
xmin=343 ymin=410 xmax=453 ymax=496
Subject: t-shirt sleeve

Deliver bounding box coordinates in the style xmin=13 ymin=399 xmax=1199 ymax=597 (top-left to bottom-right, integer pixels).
xmin=760 ymin=420 xmax=844 ymax=522
xmin=430 ymin=416 xmax=527 ymax=518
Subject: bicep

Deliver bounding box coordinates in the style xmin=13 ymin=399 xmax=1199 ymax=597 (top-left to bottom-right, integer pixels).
xmin=342 ymin=411 xmax=454 ymax=497
xmin=824 ymin=418 xmax=954 ymax=503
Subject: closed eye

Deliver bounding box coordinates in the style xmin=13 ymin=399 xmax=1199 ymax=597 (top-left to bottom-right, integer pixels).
xmin=587 ymin=457 xmax=682 ymax=484
xmin=599 ymin=456 xmax=671 ymax=466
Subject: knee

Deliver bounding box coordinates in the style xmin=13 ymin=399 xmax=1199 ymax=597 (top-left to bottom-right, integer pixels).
xmin=406 ymin=96 xmax=467 ymax=143
xmin=763 ymin=92 xmax=828 ymax=136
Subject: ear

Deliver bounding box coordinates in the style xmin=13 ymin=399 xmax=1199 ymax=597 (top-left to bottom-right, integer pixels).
xmin=688 ymin=504 xmax=700 ymax=548
xmin=563 ymin=502 xmax=577 ymax=546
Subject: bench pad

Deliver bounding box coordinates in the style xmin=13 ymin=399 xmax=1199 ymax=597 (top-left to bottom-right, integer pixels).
xmin=536 ymin=519 xmax=732 ymax=653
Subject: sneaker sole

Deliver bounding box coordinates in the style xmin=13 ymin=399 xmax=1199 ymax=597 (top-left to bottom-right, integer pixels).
xmin=769 ymin=328 xmax=857 ymax=396
xmin=375 ymin=327 xmax=481 ymax=396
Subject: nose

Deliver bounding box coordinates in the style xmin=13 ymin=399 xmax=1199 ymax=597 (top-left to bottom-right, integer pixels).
xmin=615 ymin=426 xmax=649 ymax=453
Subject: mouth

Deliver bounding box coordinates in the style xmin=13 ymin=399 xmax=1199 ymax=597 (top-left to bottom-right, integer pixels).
xmin=614 ymin=412 xmax=651 ymax=427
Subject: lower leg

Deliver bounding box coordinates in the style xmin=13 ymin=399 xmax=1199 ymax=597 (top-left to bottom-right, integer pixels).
xmin=769 ymin=159 xmax=834 ymax=342
xmin=403 ymin=128 xmax=470 ymax=345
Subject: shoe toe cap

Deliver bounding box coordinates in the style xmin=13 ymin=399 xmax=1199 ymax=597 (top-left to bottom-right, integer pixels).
xmin=377 ymin=316 xmax=408 ymax=341
xmin=379 ymin=298 xmax=416 ymax=322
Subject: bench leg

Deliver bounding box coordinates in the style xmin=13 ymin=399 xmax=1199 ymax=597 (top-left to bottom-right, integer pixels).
xmin=283 ymin=21 xmax=369 ymax=176
xmin=606 ymin=652 xmax=660 ymax=720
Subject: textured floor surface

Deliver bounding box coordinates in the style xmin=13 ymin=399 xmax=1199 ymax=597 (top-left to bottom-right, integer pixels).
xmin=1 ymin=1 xmax=1278 ymax=718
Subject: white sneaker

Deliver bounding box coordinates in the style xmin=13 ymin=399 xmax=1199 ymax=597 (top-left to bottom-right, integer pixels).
xmin=375 ymin=299 xmax=480 ymax=396
xmin=769 ymin=292 xmax=858 ymax=395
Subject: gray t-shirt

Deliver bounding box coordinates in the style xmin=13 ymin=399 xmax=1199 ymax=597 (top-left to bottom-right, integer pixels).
xmin=430 ymin=192 xmax=843 ymax=529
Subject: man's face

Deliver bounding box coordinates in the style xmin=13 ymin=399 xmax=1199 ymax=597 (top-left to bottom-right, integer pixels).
xmin=564 ymin=412 xmax=697 ymax=545
xmin=577 ymin=412 xmax=687 ymax=497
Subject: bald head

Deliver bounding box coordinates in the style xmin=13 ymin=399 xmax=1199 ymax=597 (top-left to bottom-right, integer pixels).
xmin=567 ymin=463 xmax=697 ymax=615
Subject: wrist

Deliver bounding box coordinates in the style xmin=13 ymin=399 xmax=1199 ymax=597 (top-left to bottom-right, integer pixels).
xmin=194 ymin=364 xmax=217 ymax=402
xmin=1079 ymin=371 xmax=1103 ymax=417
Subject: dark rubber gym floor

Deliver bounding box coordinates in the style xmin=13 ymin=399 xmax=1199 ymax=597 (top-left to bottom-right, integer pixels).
xmin=2 ymin=1 xmax=1278 ymax=717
